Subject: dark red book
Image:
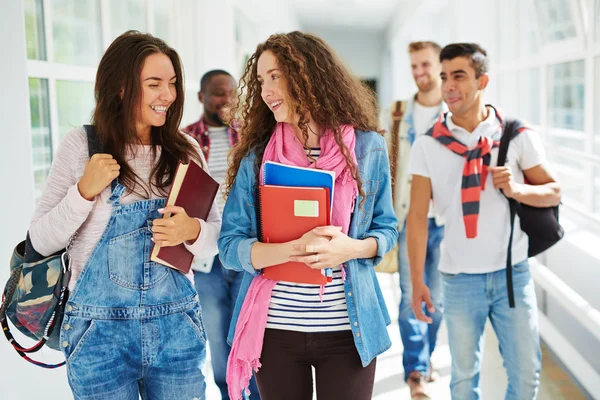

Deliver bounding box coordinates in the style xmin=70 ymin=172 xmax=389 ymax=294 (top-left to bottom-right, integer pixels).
xmin=150 ymin=160 xmax=219 ymax=274
xmin=259 ymin=185 xmax=330 ymax=285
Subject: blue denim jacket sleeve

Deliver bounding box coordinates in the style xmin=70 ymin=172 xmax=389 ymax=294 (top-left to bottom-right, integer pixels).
xmin=217 ymin=154 xmax=260 ymax=276
xmin=360 ymin=135 xmax=398 ymax=267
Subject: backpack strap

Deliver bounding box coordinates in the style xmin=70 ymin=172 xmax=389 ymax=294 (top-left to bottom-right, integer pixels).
xmin=498 ymin=118 xmax=519 ymax=308
xmin=83 ymin=124 xmax=102 ymax=157
xmin=389 ymin=101 xmax=406 ymax=202
xmin=24 ymin=125 xmax=102 ymax=263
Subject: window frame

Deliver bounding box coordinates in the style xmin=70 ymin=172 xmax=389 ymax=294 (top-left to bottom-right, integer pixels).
xmin=493 ymin=0 xmax=600 ymax=227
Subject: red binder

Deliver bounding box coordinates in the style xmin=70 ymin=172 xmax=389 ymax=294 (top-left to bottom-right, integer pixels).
xmin=259 ymin=185 xmax=330 ymax=284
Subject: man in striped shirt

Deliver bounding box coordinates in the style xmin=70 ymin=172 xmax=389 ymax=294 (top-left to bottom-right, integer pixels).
xmin=184 ymin=70 xmax=260 ymax=400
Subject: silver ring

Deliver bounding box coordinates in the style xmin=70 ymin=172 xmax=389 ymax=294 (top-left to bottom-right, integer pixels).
xmin=315 ymin=254 xmax=319 ymax=263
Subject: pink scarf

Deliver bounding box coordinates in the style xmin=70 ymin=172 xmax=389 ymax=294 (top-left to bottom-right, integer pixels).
xmin=226 ymin=123 xmax=358 ymax=399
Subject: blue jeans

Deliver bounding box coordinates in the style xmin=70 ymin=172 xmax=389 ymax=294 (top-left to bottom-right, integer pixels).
xmin=194 ymin=256 xmax=261 ymax=400
xmin=441 ymin=260 xmax=541 ymax=400
xmin=398 ymin=218 xmax=444 ymax=379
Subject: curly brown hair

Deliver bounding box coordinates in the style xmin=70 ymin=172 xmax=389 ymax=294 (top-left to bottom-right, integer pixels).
xmin=224 ymin=31 xmax=381 ymax=198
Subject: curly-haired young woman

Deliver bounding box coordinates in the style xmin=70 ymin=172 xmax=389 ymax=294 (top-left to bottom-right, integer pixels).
xmin=218 ymin=31 xmax=398 ymax=400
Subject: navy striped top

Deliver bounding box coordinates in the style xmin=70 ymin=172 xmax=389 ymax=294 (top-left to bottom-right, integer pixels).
xmin=265 ymin=147 xmax=351 ymax=332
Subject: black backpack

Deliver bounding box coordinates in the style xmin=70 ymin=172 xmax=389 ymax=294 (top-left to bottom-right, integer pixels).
xmin=497 ymin=119 xmax=564 ymax=307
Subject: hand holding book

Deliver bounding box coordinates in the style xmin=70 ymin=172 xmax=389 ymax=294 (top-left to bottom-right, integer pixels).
xmin=150 ymin=159 xmax=219 ymax=274
xmin=289 ymin=226 xmax=355 ymax=269
xmin=151 ymin=205 xmax=201 ymax=247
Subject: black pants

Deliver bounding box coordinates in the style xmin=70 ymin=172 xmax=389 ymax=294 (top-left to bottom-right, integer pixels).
xmin=255 ymin=329 xmax=377 ymax=400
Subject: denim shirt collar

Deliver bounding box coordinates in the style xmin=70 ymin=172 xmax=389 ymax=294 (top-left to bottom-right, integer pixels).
xmin=404 ymin=94 xmax=447 ymax=144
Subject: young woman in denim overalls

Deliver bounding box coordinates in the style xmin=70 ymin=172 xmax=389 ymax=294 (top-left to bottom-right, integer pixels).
xmin=218 ymin=32 xmax=398 ymax=400
xmin=28 ymin=31 xmax=220 ymax=399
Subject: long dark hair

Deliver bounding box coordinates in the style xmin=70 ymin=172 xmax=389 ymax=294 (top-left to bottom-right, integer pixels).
xmin=93 ymin=30 xmax=198 ymax=197
xmin=224 ymin=31 xmax=381 ymax=197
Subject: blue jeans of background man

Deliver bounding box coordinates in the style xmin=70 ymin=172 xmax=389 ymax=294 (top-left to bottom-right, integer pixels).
xmin=194 ymin=255 xmax=261 ymax=400
xmin=398 ymin=218 xmax=444 ymax=379
xmin=442 ymin=260 xmax=541 ymax=400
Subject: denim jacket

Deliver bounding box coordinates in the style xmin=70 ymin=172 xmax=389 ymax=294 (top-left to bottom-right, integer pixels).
xmin=217 ymin=130 xmax=398 ymax=367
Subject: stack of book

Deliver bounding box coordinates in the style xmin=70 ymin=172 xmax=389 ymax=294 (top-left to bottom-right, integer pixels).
xmin=259 ymin=161 xmax=335 ymax=285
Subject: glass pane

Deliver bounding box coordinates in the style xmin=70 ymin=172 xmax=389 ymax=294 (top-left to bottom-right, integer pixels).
xmin=29 ymin=78 xmax=52 ymax=200
xmin=519 ymin=68 xmax=541 ymax=125
xmin=498 ymin=0 xmax=517 ymax=62
xmin=496 ymin=73 xmax=517 ymax=116
xmin=56 ymin=81 xmax=95 ymax=140
xmin=534 ymin=0 xmax=578 ymax=43
xmin=152 ymin=0 xmax=173 ymax=44
xmin=52 ymin=0 xmax=102 ymax=66
xmin=24 ymin=0 xmax=46 ymax=60
xmin=548 ymin=60 xmax=585 ymax=140
xmin=108 ymin=0 xmax=147 ymax=42
xmin=519 ymin=1 xmax=539 ymax=58
xmin=549 ymin=154 xmax=585 ymax=205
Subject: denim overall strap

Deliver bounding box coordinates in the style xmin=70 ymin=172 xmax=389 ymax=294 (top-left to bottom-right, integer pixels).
xmin=107 ymin=180 xmax=126 ymax=206
xmin=66 ymin=180 xmax=197 ymax=318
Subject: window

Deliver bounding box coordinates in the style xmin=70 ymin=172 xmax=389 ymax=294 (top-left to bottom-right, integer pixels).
xmin=29 ymin=78 xmax=52 ymax=200
xmin=108 ymin=0 xmax=147 ymax=42
xmin=24 ymin=0 xmax=46 ymax=60
xmin=497 ymin=0 xmax=518 ymax=63
xmin=496 ymin=73 xmax=518 ymax=116
xmin=519 ymin=1 xmax=539 ymax=58
xmin=519 ymin=68 xmax=541 ymax=126
xmin=550 ymin=154 xmax=585 ymax=206
xmin=534 ymin=0 xmax=578 ymax=43
xmin=56 ymin=81 xmax=96 ymax=139
xmin=547 ymin=60 xmax=585 ymax=151
xmin=52 ymin=0 xmax=102 ymax=66
xmin=152 ymin=0 xmax=174 ymax=44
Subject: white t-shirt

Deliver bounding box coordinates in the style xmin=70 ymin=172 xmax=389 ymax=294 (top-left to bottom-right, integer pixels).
xmin=413 ymin=101 xmax=442 ymax=137
xmin=412 ymin=101 xmax=444 ymax=220
xmin=408 ymin=107 xmax=545 ymax=274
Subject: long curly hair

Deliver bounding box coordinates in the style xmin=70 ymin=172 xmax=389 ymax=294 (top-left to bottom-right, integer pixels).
xmin=224 ymin=31 xmax=381 ymax=198
xmin=93 ymin=30 xmax=199 ymax=197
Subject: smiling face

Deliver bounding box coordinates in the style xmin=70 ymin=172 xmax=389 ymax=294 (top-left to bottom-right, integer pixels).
xmin=200 ymin=74 xmax=236 ymax=127
xmin=440 ymin=56 xmax=489 ymax=117
xmin=410 ymin=47 xmax=442 ymax=93
xmin=257 ymin=50 xmax=295 ymax=124
xmin=136 ymin=52 xmax=177 ymax=136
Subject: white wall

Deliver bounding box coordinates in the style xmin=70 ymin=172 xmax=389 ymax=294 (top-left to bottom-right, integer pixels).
xmin=304 ymin=25 xmax=384 ymax=81
xmin=0 ymin=0 xmax=35 ymax=282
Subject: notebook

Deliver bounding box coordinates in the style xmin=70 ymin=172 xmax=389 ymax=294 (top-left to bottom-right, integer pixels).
xmin=263 ymin=161 xmax=335 ymax=216
xmin=263 ymin=161 xmax=336 ymax=280
xmin=259 ymin=185 xmax=330 ymax=285
xmin=150 ymin=159 xmax=219 ymax=274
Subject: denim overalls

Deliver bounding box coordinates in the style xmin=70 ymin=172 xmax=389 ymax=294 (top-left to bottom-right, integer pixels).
xmin=60 ymin=182 xmax=207 ymax=400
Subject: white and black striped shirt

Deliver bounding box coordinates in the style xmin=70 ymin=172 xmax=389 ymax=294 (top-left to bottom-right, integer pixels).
xmin=265 ymin=147 xmax=351 ymax=332
xmin=206 ymin=126 xmax=230 ymax=214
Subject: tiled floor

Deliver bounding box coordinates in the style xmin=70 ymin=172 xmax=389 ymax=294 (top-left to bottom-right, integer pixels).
xmin=0 ymin=272 xmax=589 ymax=399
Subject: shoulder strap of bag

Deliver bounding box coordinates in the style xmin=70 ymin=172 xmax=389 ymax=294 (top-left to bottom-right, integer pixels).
xmin=389 ymin=101 xmax=406 ymax=202
xmin=498 ymin=118 xmax=518 ymax=308
xmin=83 ymin=124 xmax=102 ymax=157
xmin=24 ymin=126 xmax=101 ymax=263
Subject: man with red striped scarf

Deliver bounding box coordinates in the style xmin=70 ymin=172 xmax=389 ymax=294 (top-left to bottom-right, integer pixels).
xmin=406 ymin=43 xmax=561 ymax=399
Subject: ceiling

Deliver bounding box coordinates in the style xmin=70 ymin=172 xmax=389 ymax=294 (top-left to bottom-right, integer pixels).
xmin=291 ymin=0 xmax=403 ymax=31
